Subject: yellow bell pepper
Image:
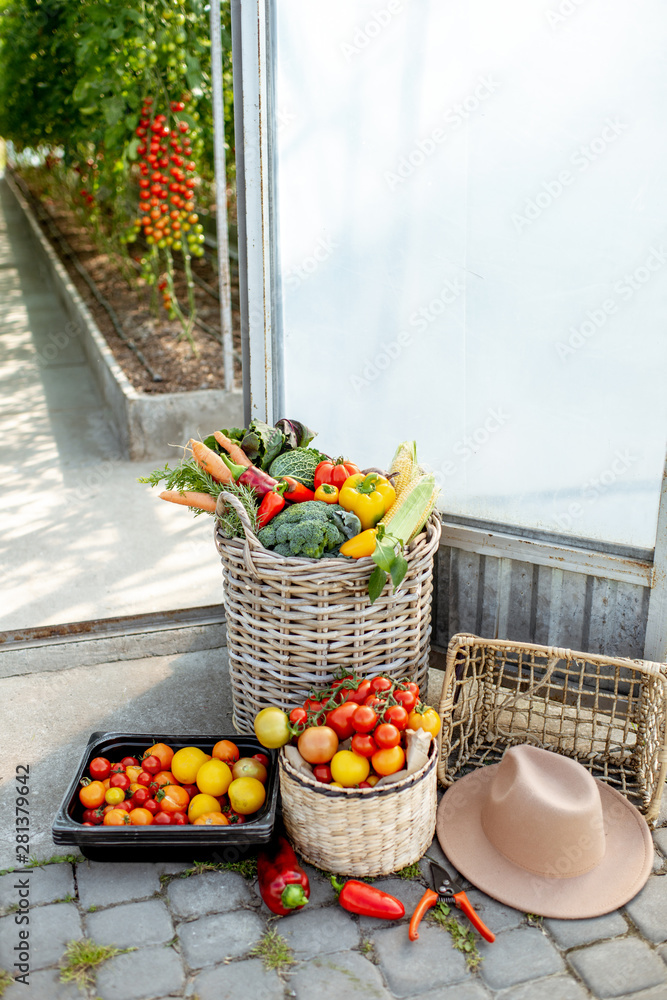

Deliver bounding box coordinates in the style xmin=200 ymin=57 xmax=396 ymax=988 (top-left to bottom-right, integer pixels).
xmin=339 ymin=528 xmax=378 ymax=558
xmin=338 ymin=474 xmax=396 ymax=530
xmin=314 ymin=483 xmax=339 ymax=503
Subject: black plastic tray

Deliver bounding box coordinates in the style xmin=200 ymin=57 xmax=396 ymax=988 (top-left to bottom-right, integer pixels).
xmin=52 ymin=732 xmax=278 ymax=862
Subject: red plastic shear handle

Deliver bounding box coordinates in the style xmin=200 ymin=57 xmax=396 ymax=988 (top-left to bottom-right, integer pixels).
xmin=408 ymin=888 xmax=439 ymax=941
xmin=454 ymin=891 xmax=496 ymax=943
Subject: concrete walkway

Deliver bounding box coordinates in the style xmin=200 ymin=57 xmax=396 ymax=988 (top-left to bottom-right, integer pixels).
xmin=0 ymin=175 xmax=223 ymax=630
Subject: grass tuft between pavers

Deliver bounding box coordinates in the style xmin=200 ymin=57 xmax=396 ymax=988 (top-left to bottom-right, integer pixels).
xmin=0 ymin=968 xmax=14 ymax=998
xmin=0 ymin=853 xmax=83 ymax=877
xmin=428 ymin=901 xmax=483 ymax=971
xmin=59 ymin=938 xmax=136 ymax=992
xmin=249 ymin=928 xmax=296 ymax=972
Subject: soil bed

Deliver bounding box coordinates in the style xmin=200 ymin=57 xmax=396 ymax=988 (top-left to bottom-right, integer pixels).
xmin=21 ymin=178 xmax=241 ymax=394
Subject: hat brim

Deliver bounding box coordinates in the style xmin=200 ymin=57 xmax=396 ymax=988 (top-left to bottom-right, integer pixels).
xmin=436 ymin=762 xmax=653 ymax=919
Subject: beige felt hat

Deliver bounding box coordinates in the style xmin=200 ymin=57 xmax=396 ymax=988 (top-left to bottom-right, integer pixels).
xmin=436 ymin=744 xmax=653 ymax=919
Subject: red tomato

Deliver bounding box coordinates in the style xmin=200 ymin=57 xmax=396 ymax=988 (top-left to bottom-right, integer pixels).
xmin=110 ymin=763 xmax=124 ymax=774
xmin=143 ymin=799 xmax=159 ymax=816
xmin=348 ymin=679 xmax=372 ymax=704
xmin=312 ymin=764 xmax=333 ymax=783
xmin=136 ymin=771 xmax=152 ymax=786
xmin=364 ymin=695 xmax=386 ymax=712
xmin=116 ymin=800 xmax=132 ymax=812
xmin=374 ymin=723 xmax=401 ymax=749
xmin=314 ymin=459 xmax=361 ymax=490
xmin=153 ymin=812 xmax=172 ymax=825
xmin=88 ymin=757 xmax=111 ymax=781
xmin=181 ymin=784 xmax=198 ymax=800
xmin=394 ymin=689 xmax=417 ymax=713
xmin=171 ymin=811 xmax=189 ymax=825
xmin=304 ymin=698 xmax=325 ymax=716
xmin=297 ymin=726 xmax=339 ymax=764
xmin=352 ymin=705 xmax=378 ymax=734
xmin=289 ymin=706 xmax=308 ymax=727
xmin=351 ymin=733 xmax=378 ymax=759
xmin=384 ymin=705 xmax=409 ymax=731
xmin=370 ymin=676 xmax=393 ymax=694
xmin=253 ymin=753 xmax=270 ymax=768
xmin=404 ymin=682 xmax=420 ymax=700
xmin=221 ymin=807 xmax=246 ymax=825
xmin=130 ymin=787 xmax=151 ymax=808
xmin=82 ymin=807 xmax=104 ymax=825
xmin=121 ymin=756 xmax=139 ymax=769
xmin=141 ymin=755 xmax=162 ymax=775
xmin=212 ymin=740 xmax=240 ymax=764
xmin=326 ymin=702 xmax=359 ymax=740
xmin=109 ymin=773 xmax=131 ymax=792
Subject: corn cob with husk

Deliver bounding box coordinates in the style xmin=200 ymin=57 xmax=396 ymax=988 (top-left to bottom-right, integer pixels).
xmin=387 ymin=440 xmax=420 ymax=499
xmin=381 ymin=472 xmax=440 ymax=542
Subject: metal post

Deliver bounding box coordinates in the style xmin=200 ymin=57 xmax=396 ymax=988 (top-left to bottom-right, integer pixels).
xmin=209 ymin=0 xmax=235 ymax=392
xmin=644 ymin=447 xmax=667 ymax=661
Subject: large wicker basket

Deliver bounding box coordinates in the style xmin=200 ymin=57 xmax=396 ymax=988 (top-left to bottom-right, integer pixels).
xmin=214 ymin=493 xmax=441 ymax=733
xmin=279 ymin=739 xmax=438 ymax=876
xmin=437 ymin=633 xmax=667 ymax=825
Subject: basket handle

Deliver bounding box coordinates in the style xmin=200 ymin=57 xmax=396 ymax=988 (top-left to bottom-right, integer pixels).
xmin=215 ymin=490 xmax=262 ymax=577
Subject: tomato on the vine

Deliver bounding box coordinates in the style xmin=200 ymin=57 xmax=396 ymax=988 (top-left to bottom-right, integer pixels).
xmin=374 ymin=723 xmax=401 ymax=749
xmin=289 ymin=706 xmax=308 ymax=727
xmin=326 ymin=702 xmax=359 ymax=740
xmin=393 ymin=689 xmax=417 ymax=713
xmin=384 ymin=705 xmax=409 ymax=731
xmin=351 ymin=733 xmax=378 ymax=759
xmin=352 ymin=705 xmax=377 ymax=733
xmin=348 ymin=679 xmax=372 ymax=704
xmin=370 ymin=676 xmax=393 ymax=694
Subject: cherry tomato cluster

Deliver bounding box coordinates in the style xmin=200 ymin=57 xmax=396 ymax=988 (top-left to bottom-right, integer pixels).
xmin=131 ymin=95 xmax=205 ymax=308
xmin=77 ymin=740 xmax=270 ymax=828
xmin=271 ymin=672 xmax=440 ymax=789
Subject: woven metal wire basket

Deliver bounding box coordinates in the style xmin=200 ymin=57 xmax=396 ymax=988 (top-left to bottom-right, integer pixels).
xmin=437 ymin=633 xmax=667 ymax=825
xmin=214 ymin=493 xmax=441 ymax=733
xmin=279 ymin=739 xmax=438 ymax=876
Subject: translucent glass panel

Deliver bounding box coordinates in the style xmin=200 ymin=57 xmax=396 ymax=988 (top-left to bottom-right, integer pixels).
xmin=273 ymin=0 xmax=667 ymax=548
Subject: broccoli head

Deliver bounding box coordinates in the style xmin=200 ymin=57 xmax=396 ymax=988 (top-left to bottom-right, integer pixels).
xmin=257 ymin=501 xmax=361 ymax=559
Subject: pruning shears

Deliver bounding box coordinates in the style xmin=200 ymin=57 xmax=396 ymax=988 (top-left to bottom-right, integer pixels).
xmin=409 ymin=861 xmax=495 ymax=943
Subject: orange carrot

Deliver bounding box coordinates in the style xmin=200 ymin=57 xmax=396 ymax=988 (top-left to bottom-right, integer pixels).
xmin=159 ymin=490 xmax=218 ymax=512
xmin=213 ymin=430 xmax=251 ymax=468
xmin=189 ymin=439 xmax=234 ymax=484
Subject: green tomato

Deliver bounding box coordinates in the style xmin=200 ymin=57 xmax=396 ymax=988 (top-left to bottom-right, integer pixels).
xmin=254 ymin=707 xmax=290 ymax=749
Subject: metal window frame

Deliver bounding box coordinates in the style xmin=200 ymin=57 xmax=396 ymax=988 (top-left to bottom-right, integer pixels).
xmin=225 ymin=0 xmax=667 ymax=662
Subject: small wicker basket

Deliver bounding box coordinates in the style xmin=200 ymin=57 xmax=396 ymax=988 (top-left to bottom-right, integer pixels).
xmin=437 ymin=633 xmax=667 ymax=825
xmin=279 ymin=739 xmax=438 ymax=876
xmin=214 ymin=493 xmax=441 ymax=733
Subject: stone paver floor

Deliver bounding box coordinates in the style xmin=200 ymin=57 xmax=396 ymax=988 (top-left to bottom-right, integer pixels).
xmin=1 ymin=823 xmax=666 ymax=1000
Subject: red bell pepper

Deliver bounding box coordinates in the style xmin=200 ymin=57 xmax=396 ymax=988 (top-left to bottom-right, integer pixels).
xmin=314 ymin=458 xmax=361 ymax=491
xmin=332 ymin=877 xmax=405 ymax=919
xmin=257 ymin=834 xmax=310 ymax=916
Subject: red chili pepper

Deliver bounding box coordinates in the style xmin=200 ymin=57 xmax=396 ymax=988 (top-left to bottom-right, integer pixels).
xmin=332 ymin=877 xmax=405 ymax=919
xmin=257 ymin=486 xmax=287 ymax=528
xmin=257 ymin=834 xmax=310 ymax=916
xmin=280 ymin=476 xmax=315 ymax=502
xmin=219 ymin=453 xmax=280 ymax=498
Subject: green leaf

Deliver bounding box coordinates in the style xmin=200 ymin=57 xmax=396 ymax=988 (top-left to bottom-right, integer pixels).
xmin=372 ymin=538 xmax=396 ymax=574
xmin=127 ymin=136 xmax=140 ymax=160
xmin=368 ymin=566 xmax=387 ymax=605
xmin=389 ymin=551 xmax=408 ymax=591
xmin=103 ymin=96 xmax=123 ymax=126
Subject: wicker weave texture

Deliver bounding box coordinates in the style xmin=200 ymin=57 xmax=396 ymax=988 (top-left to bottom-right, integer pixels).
xmin=437 ymin=633 xmax=667 ymax=825
xmin=214 ymin=494 xmax=441 ymax=733
xmin=279 ymin=742 xmax=438 ymax=876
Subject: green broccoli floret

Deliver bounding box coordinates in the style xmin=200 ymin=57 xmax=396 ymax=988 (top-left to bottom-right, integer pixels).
xmin=258 ymin=501 xmax=361 ymax=559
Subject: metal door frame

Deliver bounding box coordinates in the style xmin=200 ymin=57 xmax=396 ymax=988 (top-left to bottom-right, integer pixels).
xmin=223 ymin=0 xmax=667 ymax=662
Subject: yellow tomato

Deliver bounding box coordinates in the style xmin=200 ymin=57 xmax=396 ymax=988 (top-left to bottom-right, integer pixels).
xmin=193 ymin=811 xmax=229 ymax=826
xmin=125 ymin=766 xmax=142 ymax=783
xmin=330 ymin=750 xmax=370 ymax=787
xmin=105 ymin=787 xmax=125 ymax=806
xmin=254 ymin=707 xmax=290 ymax=749
xmin=171 ymin=746 xmax=211 ymax=784
xmin=407 ymin=707 xmax=441 ymax=738
xmin=188 ymin=793 xmax=222 ymax=823
xmin=196 ymin=759 xmax=233 ymax=797
xmin=228 ymin=777 xmax=266 ymax=815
